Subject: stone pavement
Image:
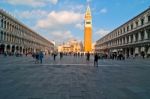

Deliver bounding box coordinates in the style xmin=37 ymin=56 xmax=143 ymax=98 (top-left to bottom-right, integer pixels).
xmin=0 ymin=55 xmax=150 ymax=99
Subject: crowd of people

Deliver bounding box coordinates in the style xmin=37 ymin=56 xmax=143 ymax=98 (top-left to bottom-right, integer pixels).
xmin=31 ymin=51 xmax=99 ymax=66
xmin=1 ymin=50 xmax=149 ymax=66
xmin=32 ymin=51 xmax=44 ymax=64
xmin=49 ymin=51 xmax=99 ymax=67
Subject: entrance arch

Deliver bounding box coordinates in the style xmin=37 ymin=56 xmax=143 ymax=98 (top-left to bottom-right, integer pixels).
xmin=20 ymin=46 xmax=22 ymax=53
xmin=0 ymin=44 xmax=5 ymax=54
xmin=6 ymin=45 xmax=10 ymax=52
xmin=16 ymin=46 xmax=19 ymax=53
xmin=12 ymin=45 xmax=15 ymax=53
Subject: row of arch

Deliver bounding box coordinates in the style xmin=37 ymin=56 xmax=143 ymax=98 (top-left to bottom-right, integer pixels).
xmin=0 ymin=10 xmax=54 ymax=55
xmin=0 ymin=43 xmax=43 ymax=54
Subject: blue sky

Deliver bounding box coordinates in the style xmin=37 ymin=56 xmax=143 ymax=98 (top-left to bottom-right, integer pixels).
xmin=0 ymin=0 xmax=150 ymax=44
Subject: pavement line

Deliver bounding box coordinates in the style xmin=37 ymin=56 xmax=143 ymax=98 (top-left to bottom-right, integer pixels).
xmin=3 ymin=63 xmax=140 ymax=67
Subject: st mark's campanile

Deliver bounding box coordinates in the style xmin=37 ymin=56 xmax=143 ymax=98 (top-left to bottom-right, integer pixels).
xmin=84 ymin=5 xmax=92 ymax=52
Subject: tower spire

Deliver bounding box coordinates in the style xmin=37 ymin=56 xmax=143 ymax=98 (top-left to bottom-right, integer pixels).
xmin=86 ymin=1 xmax=91 ymax=16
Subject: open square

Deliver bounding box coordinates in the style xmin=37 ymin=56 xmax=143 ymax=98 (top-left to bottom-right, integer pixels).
xmin=0 ymin=55 xmax=150 ymax=99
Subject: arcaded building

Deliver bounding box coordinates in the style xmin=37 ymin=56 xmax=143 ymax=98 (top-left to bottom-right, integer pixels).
xmin=95 ymin=8 xmax=150 ymax=57
xmin=0 ymin=9 xmax=54 ymax=54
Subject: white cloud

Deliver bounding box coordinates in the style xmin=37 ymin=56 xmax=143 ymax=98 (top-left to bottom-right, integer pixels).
xmin=30 ymin=10 xmax=84 ymax=43
xmin=75 ymin=23 xmax=83 ymax=30
xmin=95 ymin=29 xmax=110 ymax=37
xmin=36 ymin=10 xmax=84 ymax=29
xmin=100 ymin=8 xmax=107 ymax=14
xmin=50 ymin=30 xmax=74 ymax=42
xmin=18 ymin=10 xmax=48 ymax=19
xmin=5 ymin=0 xmax=58 ymax=7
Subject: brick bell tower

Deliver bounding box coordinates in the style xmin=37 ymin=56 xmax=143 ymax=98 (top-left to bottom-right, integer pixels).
xmin=84 ymin=4 xmax=92 ymax=52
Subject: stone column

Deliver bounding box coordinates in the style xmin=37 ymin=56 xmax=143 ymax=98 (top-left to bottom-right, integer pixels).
xmin=145 ymin=15 xmax=148 ymax=23
xmin=124 ymin=48 xmax=127 ymax=59
xmin=119 ymin=39 xmax=121 ymax=45
xmin=4 ymin=44 xmax=7 ymax=52
xmin=10 ymin=45 xmax=12 ymax=53
xmin=21 ymin=47 xmax=23 ymax=54
xmin=133 ymin=34 xmax=136 ymax=42
xmin=129 ymin=48 xmax=131 ymax=57
xmin=144 ymin=46 xmax=148 ymax=58
xmin=138 ymin=32 xmax=141 ymax=41
xmin=129 ymin=35 xmax=131 ymax=43
xmin=125 ymin=36 xmax=127 ymax=44
xmin=34 ymin=48 xmax=36 ymax=53
xmin=139 ymin=47 xmax=141 ymax=57
xmin=122 ymin=38 xmax=124 ymax=44
xmin=6 ymin=21 xmax=7 ymax=29
xmin=144 ymin=29 xmax=148 ymax=40
xmin=117 ymin=40 xmax=118 ymax=45
xmin=14 ymin=45 xmax=16 ymax=54
xmin=2 ymin=33 xmax=4 ymax=41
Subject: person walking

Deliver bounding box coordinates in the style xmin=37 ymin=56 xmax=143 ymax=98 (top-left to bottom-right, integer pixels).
xmin=60 ymin=52 xmax=63 ymax=60
xmin=35 ymin=52 xmax=39 ymax=64
xmin=94 ymin=53 xmax=99 ymax=67
xmin=53 ymin=52 xmax=57 ymax=61
xmin=141 ymin=51 xmax=145 ymax=59
xmin=86 ymin=52 xmax=90 ymax=61
xmin=39 ymin=51 xmax=44 ymax=64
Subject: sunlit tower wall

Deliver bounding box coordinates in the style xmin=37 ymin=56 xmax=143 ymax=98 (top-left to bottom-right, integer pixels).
xmin=84 ymin=5 xmax=92 ymax=52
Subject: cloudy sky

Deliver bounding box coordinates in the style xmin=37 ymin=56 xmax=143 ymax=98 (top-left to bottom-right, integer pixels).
xmin=0 ymin=0 xmax=150 ymax=44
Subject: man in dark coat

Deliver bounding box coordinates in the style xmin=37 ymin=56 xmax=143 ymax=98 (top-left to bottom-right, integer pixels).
xmin=94 ymin=53 xmax=99 ymax=67
xmin=86 ymin=52 xmax=90 ymax=61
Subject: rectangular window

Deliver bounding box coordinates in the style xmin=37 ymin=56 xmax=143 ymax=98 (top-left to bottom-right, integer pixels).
xmin=127 ymin=26 xmax=129 ymax=31
xmin=4 ymin=21 xmax=6 ymax=29
xmin=1 ymin=19 xmax=3 ymax=28
xmin=136 ymin=21 xmax=138 ymax=27
xmin=124 ymin=28 xmax=125 ymax=33
xmin=141 ymin=19 xmax=144 ymax=25
xmin=135 ymin=33 xmax=138 ymax=41
xmin=120 ymin=29 xmax=122 ymax=34
xmin=7 ymin=22 xmax=9 ymax=30
xmin=0 ymin=31 xmax=2 ymax=40
xmin=148 ymin=16 xmax=150 ymax=22
xmin=141 ymin=31 xmax=144 ymax=40
xmin=131 ymin=24 xmax=133 ymax=30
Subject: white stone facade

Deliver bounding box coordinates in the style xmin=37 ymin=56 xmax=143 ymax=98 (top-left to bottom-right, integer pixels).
xmin=0 ymin=9 xmax=54 ymax=54
xmin=95 ymin=8 xmax=150 ymax=58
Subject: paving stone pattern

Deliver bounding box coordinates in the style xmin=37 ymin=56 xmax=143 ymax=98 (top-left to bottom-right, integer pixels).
xmin=0 ymin=55 xmax=150 ymax=99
